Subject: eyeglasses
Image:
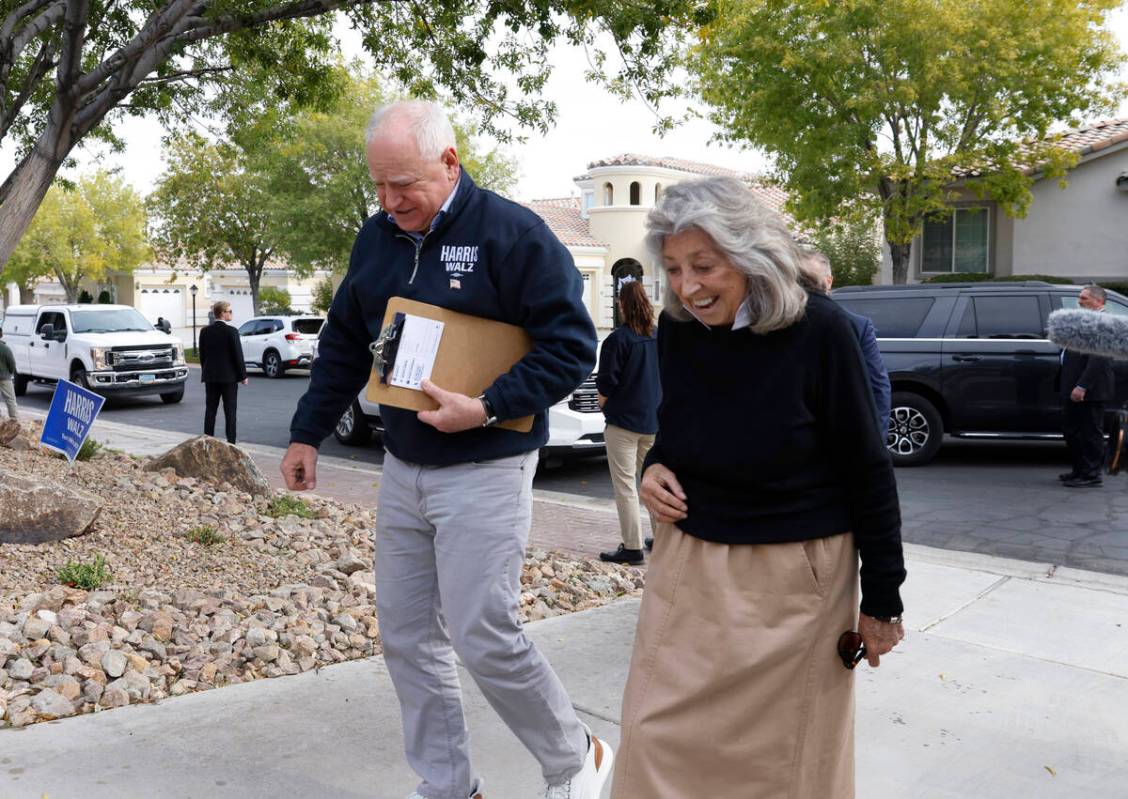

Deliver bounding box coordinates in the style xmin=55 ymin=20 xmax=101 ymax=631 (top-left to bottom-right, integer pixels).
xmin=837 ymin=630 xmax=865 ymax=670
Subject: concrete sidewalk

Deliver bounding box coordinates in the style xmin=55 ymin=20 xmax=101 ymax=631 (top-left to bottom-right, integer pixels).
xmin=2 ymin=415 xmax=1127 ymax=798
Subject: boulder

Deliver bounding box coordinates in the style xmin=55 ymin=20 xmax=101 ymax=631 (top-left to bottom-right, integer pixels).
xmin=145 ymin=436 xmax=270 ymax=497
xmin=0 ymin=418 xmax=21 ymax=444
xmin=0 ymin=469 xmax=103 ymax=544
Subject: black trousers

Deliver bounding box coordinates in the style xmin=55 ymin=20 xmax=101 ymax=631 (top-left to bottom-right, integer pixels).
xmin=204 ymin=382 xmax=239 ymax=444
xmin=1062 ymin=400 xmax=1105 ymax=479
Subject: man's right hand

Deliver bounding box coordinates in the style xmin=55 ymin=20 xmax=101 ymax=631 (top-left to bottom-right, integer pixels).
xmin=281 ymin=442 xmax=319 ymax=491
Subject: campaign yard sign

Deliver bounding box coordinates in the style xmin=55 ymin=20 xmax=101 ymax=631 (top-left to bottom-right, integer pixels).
xmin=40 ymin=379 xmax=105 ymax=464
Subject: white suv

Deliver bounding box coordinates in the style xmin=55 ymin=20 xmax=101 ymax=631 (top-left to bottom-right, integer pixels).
xmin=312 ymin=336 xmax=606 ymax=462
xmin=237 ymin=316 xmax=324 ymax=378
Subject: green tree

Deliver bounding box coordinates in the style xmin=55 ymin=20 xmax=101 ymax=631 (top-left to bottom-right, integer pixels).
xmin=258 ymin=285 xmax=294 ymax=314
xmin=6 ymin=171 xmax=149 ymax=302
xmin=0 ymin=1 xmax=697 ymax=273
xmin=148 ymin=134 xmax=275 ymax=315
xmin=692 ymin=0 xmax=1124 ymax=283
xmin=310 ymin=276 xmax=335 ymax=314
xmin=262 ymin=70 xmax=518 ymax=275
xmin=811 ymin=217 xmax=882 ymax=288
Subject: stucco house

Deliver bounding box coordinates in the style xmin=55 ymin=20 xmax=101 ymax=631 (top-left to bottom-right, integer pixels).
xmin=881 ymin=117 xmax=1128 ymax=285
xmin=526 ymin=154 xmax=789 ymax=332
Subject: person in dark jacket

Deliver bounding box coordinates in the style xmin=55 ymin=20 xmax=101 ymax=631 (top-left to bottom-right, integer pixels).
xmin=800 ymin=248 xmax=891 ymax=437
xmin=1060 ymin=284 xmax=1115 ymax=487
xmin=597 ymin=279 xmax=660 ymax=564
xmin=281 ymin=101 xmax=610 ymax=799
xmin=198 ymin=301 xmax=247 ymax=444
xmin=614 ymin=177 xmax=905 ymax=797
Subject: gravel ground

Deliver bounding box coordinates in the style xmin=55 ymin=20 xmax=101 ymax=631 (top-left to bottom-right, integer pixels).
xmin=0 ymin=425 xmax=644 ymax=728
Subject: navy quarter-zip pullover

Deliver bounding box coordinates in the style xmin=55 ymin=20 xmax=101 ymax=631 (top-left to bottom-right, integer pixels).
xmin=289 ymin=169 xmax=597 ymax=465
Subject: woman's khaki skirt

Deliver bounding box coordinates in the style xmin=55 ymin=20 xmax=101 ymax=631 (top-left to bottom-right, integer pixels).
xmin=612 ymin=523 xmax=859 ymax=799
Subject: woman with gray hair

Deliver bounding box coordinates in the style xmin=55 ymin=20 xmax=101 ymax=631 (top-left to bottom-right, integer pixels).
xmin=611 ymin=177 xmax=906 ymax=797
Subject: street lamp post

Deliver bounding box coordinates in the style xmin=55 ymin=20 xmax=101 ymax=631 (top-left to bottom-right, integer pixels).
xmin=190 ymin=284 xmax=198 ymax=352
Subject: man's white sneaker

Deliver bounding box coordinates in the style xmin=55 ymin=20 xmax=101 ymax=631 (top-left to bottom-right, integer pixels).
xmin=544 ymin=736 xmax=614 ymax=799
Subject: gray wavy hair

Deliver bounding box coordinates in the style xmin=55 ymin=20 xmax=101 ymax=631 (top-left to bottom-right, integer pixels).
xmin=645 ymin=176 xmax=808 ymax=333
xmin=365 ymin=99 xmax=457 ymax=159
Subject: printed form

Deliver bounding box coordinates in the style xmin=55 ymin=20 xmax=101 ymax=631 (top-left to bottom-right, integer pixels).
xmin=390 ymin=314 xmax=445 ymax=390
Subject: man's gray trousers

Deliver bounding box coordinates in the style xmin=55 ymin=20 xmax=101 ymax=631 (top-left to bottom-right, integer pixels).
xmin=375 ymin=450 xmax=588 ymax=799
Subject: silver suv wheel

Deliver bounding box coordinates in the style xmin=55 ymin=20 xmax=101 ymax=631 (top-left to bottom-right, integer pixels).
xmin=888 ymin=406 xmax=930 ymax=456
xmin=886 ymin=391 xmax=944 ymax=466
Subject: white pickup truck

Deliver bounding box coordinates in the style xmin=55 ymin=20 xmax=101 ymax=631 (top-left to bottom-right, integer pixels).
xmin=1 ymin=304 xmax=189 ymax=403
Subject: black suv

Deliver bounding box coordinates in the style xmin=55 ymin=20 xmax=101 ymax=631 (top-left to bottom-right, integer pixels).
xmin=832 ymin=282 xmax=1128 ymax=466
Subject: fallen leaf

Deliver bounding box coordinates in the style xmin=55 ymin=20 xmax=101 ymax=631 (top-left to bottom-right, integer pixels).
xmin=1044 ymin=766 xmax=1056 ymax=777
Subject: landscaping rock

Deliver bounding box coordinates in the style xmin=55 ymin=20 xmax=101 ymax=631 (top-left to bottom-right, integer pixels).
xmin=0 ymin=469 xmax=104 ymax=544
xmin=145 ymin=436 xmax=270 ymax=497
xmin=30 ymin=688 xmax=75 ymax=719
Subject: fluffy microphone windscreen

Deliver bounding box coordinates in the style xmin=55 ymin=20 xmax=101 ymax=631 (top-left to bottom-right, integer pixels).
xmin=1047 ymin=309 xmax=1128 ymax=361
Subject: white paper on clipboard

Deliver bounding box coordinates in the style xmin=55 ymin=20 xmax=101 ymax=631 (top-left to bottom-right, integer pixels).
xmin=389 ymin=314 xmax=445 ymax=390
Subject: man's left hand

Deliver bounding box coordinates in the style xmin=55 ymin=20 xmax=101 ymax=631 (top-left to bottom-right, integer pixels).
xmin=1071 ymin=386 xmax=1087 ymax=402
xmin=417 ymin=379 xmax=488 ymax=433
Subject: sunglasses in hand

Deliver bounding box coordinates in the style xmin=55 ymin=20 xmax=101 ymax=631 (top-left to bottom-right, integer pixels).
xmin=837 ymin=630 xmax=865 ymax=670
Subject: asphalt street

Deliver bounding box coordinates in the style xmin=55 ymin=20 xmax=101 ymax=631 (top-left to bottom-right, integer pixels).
xmin=16 ymin=370 xmax=1128 ymax=576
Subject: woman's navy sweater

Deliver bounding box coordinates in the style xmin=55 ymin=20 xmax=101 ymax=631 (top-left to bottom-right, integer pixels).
xmin=596 ymin=326 xmax=660 ymax=434
xmin=644 ymin=293 xmax=905 ymax=617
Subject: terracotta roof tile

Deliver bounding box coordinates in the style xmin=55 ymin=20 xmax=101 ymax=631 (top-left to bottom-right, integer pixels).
xmin=578 ymin=153 xmax=759 ymax=181
xmin=956 ymin=117 xmax=1128 ymax=178
xmin=524 ymin=198 xmax=607 ymax=247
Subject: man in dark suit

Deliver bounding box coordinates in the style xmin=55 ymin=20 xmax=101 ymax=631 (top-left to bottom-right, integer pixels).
xmin=1061 ymin=285 xmax=1115 ymax=487
xmin=199 ymin=301 xmax=248 ymax=444
xmin=803 ymin=249 xmax=892 ymax=436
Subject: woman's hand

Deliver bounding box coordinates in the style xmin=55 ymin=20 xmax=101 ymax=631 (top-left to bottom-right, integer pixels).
xmin=857 ymin=613 xmax=905 ymax=668
xmin=641 ymin=463 xmax=688 ymax=523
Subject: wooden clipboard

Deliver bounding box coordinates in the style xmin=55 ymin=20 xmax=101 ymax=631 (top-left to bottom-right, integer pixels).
xmin=366 ymin=297 xmax=535 ymax=433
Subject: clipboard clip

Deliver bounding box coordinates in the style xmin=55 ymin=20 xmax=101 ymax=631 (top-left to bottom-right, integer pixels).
xmin=370 ymin=312 xmax=405 ymax=384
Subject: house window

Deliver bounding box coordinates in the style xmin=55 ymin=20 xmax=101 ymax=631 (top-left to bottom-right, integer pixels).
xmin=582 ymin=191 xmax=594 ymax=214
xmin=603 ymin=182 xmax=614 ymax=206
xmin=629 ymin=182 xmax=641 ymax=206
xmin=921 ymin=207 xmax=990 ymax=273
xmin=654 ymin=183 xmax=662 ymax=203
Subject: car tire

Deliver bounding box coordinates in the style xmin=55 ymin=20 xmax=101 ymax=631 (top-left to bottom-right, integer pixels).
xmin=887 ymin=391 xmax=944 ymax=466
xmin=13 ymin=373 xmax=28 ymax=396
xmin=71 ymin=367 xmax=91 ymax=391
xmin=262 ymin=350 xmax=284 ymax=379
xmin=160 ymin=387 xmax=184 ymax=404
xmin=334 ymin=399 xmax=372 ymax=446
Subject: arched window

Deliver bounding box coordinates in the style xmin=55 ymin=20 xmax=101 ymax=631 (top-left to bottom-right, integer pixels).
xmin=629 ymin=181 xmax=641 ymax=206
xmin=602 ymin=182 xmax=614 ymax=206
xmin=654 ymin=183 xmax=663 ymax=203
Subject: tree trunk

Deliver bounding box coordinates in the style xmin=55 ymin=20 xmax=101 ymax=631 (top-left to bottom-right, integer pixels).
xmin=0 ymin=126 xmax=71 ymax=272
xmin=247 ymin=250 xmax=269 ymax=316
xmin=889 ymin=241 xmax=911 ymax=285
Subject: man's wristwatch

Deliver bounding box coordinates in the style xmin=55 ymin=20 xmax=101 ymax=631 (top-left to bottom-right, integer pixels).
xmin=477 ymin=393 xmax=499 ymax=427
xmin=871 ymin=614 xmax=903 ymax=625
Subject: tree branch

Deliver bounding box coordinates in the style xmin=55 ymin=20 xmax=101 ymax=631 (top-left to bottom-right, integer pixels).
xmin=1 ymin=0 xmax=64 ymax=77
xmin=0 ymin=40 xmax=57 ymax=141
xmin=74 ymin=0 xmax=198 ymax=95
xmin=56 ymin=0 xmax=90 ymax=92
xmin=136 ymin=63 xmax=233 ymax=86
xmin=174 ymin=0 xmax=364 ymax=45
xmin=0 ymin=0 xmax=55 ymax=43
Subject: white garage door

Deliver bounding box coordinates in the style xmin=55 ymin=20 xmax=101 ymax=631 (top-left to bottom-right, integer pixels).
xmin=224 ymin=289 xmax=255 ymax=326
xmin=137 ymin=287 xmax=184 ymax=327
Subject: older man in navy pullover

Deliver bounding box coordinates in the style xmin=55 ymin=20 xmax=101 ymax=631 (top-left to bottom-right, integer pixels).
xmin=282 ymin=101 xmax=610 ymax=799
